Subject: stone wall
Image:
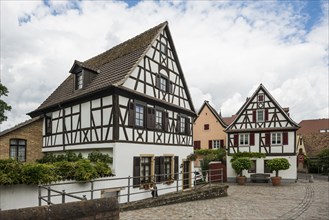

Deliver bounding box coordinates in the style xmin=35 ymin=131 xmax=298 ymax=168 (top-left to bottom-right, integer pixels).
xmin=0 ymin=118 xmax=43 ymax=162
xmin=0 ymin=197 xmax=119 ymax=220
xmin=120 ymin=184 xmax=228 ymax=212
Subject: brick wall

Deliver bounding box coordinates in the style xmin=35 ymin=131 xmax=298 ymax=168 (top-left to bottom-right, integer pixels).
xmin=0 ymin=118 xmax=43 ymax=162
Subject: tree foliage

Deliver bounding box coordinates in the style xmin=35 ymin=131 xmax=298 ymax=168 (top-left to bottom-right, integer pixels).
xmin=231 ymin=157 xmax=252 ymax=176
xmin=266 ymin=158 xmax=290 ymax=177
xmin=318 ymin=148 xmax=329 ymax=172
xmin=0 ymin=82 xmax=12 ymax=123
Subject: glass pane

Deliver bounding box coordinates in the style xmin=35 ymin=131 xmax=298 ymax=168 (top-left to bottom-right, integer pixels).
xmin=18 ymin=146 xmax=26 ymax=161
xmin=18 ymin=140 xmax=26 ymax=145
xmin=10 ymin=139 xmax=17 ymax=145
xmin=10 ymin=147 xmax=17 ymax=159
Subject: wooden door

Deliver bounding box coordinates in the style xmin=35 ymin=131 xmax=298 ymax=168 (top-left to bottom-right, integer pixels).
xmin=183 ymin=160 xmax=190 ymax=189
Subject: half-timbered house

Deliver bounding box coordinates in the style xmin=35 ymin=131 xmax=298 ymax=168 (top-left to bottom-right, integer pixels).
xmin=225 ymin=84 xmax=299 ymax=182
xmin=28 ymin=22 xmax=196 ymax=200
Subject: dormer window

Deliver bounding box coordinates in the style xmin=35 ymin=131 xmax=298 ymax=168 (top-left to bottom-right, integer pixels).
xmin=258 ymin=94 xmax=264 ymax=102
xmin=76 ymin=72 xmax=83 ymax=90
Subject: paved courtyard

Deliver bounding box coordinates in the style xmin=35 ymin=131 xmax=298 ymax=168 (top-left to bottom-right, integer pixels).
xmin=120 ymin=176 xmax=329 ymax=219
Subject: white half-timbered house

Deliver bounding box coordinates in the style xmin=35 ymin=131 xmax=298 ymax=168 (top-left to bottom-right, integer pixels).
xmin=225 ymin=84 xmax=299 ymax=182
xmin=29 ymin=22 xmax=196 ymax=200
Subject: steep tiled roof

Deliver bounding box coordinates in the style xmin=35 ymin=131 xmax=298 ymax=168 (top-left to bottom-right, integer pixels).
xmin=0 ymin=116 xmax=42 ymax=136
xmin=222 ymin=115 xmax=237 ymax=126
xmin=297 ymin=119 xmax=329 ymax=135
xmin=29 ymin=22 xmax=167 ymax=116
xmin=196 ymin=101 xmax=227 ymax=127
xmin=303 ymin=133 xmax=329 ymax=157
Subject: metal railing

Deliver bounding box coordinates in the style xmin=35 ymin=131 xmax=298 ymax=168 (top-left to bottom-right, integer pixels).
xmin=38 ymin=168 xmax=223 ymax=206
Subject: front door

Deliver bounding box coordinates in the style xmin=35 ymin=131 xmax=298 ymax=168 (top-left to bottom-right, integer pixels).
xmin=183 ymin=160 xmax=190 ymax=189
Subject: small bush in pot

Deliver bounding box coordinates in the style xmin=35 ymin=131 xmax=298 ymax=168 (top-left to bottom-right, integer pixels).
xmin=232 ymin=157 xmax=252 ymax=185
xmin=266 ymin=158 xmax=290 ymax=186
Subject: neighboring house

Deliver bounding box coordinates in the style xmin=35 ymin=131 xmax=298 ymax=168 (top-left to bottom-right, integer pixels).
xmin=193 ymin=101 xmax=227 ymax=169
xmin=225 ymin=84 xmax=299 ymax=182
xmin=0 ymin=116 xmax=43 ymax=162
xmin=28 ymin=22 xmax=196 ymax=200
xmin=296 ymin=118 xmax=329 ymax=172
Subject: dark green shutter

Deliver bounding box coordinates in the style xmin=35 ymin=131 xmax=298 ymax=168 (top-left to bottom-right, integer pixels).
xmin=128 ymin=102 xmax=135 ymax=127
xmin=174 ymin=156 xmax=179 ymax=180
xmin=133 ymin=157 xmax=140 ymax=187
xmin=155 ymin=156 xmax=161 ymax=183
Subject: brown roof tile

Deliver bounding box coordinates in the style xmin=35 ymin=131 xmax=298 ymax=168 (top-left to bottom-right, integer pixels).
xmin=298 ymin=119 xmax=329 ymax=135
xmin=222 ymin=115 xmax=237 ymax=126
xmin=29 ymin=22 xmax=167 ymax=116
xmin=303 ymin=133 xmax=329 ymax=157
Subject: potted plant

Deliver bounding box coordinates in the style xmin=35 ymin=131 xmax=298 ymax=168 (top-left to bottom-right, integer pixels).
xmin=266 ymin=158 xmax=290 ymax=186
xmin=232 ymin=157 xmax=252 ymax=185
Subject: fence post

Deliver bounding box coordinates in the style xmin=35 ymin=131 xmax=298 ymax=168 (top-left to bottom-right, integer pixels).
xmin=127 ymin=176 xmax=131 ymax=203
xmin=38 ymin=185 xmax=41 ymax=206
xmin=47 ymin=186 xmax=51 ymax=205
xmin=176 ymin=173 xmax=179 ymax=193
xmin=62 ymin=190 xmax=65 ymax=204
xmin=90 ymin=181 xmax=94 ymax=200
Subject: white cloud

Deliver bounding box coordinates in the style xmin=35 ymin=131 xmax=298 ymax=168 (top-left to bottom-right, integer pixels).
xmin=0 ymin=0 xmax=328 ymax=131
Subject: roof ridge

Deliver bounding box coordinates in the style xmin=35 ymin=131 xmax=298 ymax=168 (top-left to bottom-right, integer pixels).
xmin=83 ymin=21 xmax=167 ymax=69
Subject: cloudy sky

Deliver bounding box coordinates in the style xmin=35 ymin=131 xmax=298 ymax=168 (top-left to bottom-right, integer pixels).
xmin=1 ymin=0 xmax=328 ymax=131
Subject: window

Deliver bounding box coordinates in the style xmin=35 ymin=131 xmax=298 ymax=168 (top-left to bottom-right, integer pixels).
xmin=135 ymin=104 xmax=144 ymax=127
xmin=155 ymin=110 xmax=163 ymax=130
xmin=264 ymin=160 xmax=272 ymax=173
xmin=10 ymin=139 xmax=26 ymax=162
xmin=213 ymin=140 xmax=220 ymax=149
xmin=257 ymin=109 xmax=264 ymax=122
xmin=258 ymin=94 xmax=264 ymax=102
xmin=204 ymin=124 xmax=209 ymax=130
xmin=239 ymin=134 xmax=249 ymax=146
xmin=160 ymin=77 xmax=167 ymax=92
xmin=45 ymin=116 xmax=52 ymax=135
xmin=140 ymin=157 xmax=152 ymax=184
xmin=160 ymin=43 xmax=167 ymax=54
xmin=76 ymin=72 xmax=83 ymax=89
xmin=180 ymin=117 xmax=186 ymax=133
xmin=164 ymin=156 xmax=172 ymax=181
xmin=249 ymin=160 xmax=256 ymax=173
xmin=194 ymin=141 xmax=201 ymax=150
xmin=272 ymin=132 xmax=282 ymax=145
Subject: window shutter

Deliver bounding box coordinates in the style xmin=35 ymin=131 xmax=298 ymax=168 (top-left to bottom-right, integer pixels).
xmin=208 ymin=140 xmax=213 ymax=149
xmin=155 ymin=157 xmax=161 ymax=183
xmin=168 ymin=81 xmax=173 ymax=94
xmin=252 ymin=110 xmax=256 ymax=122
xmin=133 ymin=157 xmax=140 ymax=187
xmin=164 ymin=112 xmax=169 ymax=131
xmin=147 ymin=107 xmax=155 ymax=129
xmin=265 ymin=109 xmax=269 ymax=121
xmin=265 ymin=133 xmax=270 ymax=146
xmin=156 ymin=75 xmax=160 ymax=88
xmin=194 ymin=141 xmax=201 ymax=150
xmin=250 ymin=133 xmax=255 ymax=146
xmin=220 ymin=139 xmax=224 ymax=148
xmin=283 ymin=132 xmax=288 ymax=145
xmin=185 ymin=118 xmax=190 ymax=135
xmin=128 ymin=102 xmax=135 ymax=126
xmin=174 ymin=156 xmax=179 ymax=180
xmin=234 ymin=134 xmax=238 ymax=146
xmin=160 ymin=156 xmax=165 ymax=182
xmin=176 ymin=116 xmax=181 ymax=132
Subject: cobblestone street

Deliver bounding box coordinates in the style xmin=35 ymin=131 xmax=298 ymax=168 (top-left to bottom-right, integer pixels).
xmin=120 ymin=177 xmax=329 ymax=220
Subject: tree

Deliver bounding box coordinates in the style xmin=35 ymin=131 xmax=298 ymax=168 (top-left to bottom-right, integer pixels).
xmin=0 ymin=82 xmax=11 ymax=123
xmin=232 ymin=157 xmax=252 ymax=177
xmin=318 ymin=148 xmax=329 ymax=173
xmin=266 ymin=158 xmax=290 ymax=177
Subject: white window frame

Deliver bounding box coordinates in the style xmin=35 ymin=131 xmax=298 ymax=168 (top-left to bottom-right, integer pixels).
xmin=271 ymin=132 xmax=282 ymax=145
xmin=135 ymin=104 xmax=144 ymax=127
xmin=180 ymin=117 xmax=186 ymax=134
xmin=155 ymin=110 xmax=163 ymax=130
xmin=239 ymin=134 xmax=249 ymax=146
xmin=213 ymin=140 xmax=220 ymax=149
xmin=76 ymin=72 xmax=83 ymax=89
xmin=257 ymin=109 xmax=264 ymax=122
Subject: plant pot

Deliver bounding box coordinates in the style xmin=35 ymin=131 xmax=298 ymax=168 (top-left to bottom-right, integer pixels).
xmin=271 ymin=176 xmax=282 ymax=186
xmin=236 ymin=176 xmax=246 ymax=185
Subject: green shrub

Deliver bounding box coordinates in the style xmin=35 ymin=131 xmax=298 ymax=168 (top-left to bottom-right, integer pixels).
xmin=54 ymin=161 xmax=77 ymax=180
xmin=0 ymin=159 xmax=22 ymax=185
xmin=232 ymin=157 xmax=252 ymax=177
xmin=231 ymin=152 xmax=265 ymax=162
xmin=318 ymin=148 xmax=329 ymax=173
xmin=21 ymin=163 xmax=58 ymax=185
xmin=88 ymin=151 xmax=113 ymax=163
xmin=73 ymin=160 xmax=98 ymax=181
xmin=266 ymin=158 xmax=290 ymax=177
xmin=94 ymin=162 xmax=112 ymax=177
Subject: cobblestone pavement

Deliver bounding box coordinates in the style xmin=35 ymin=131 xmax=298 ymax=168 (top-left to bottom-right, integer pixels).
xmin=120 ymin=178 xmax=329 ymax=220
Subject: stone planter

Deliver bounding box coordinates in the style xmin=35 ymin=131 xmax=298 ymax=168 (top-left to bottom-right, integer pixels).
xmin=236 ymin=176 xmax=247 ymax=185
xmin=271 ymin=176 xmax=282 ymax=186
